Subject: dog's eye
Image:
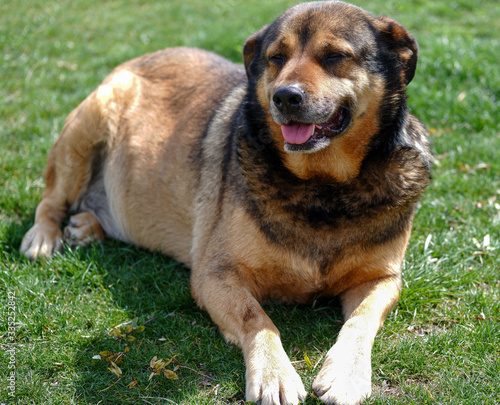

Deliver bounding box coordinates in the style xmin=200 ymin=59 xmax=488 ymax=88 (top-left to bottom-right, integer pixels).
xmin=325 ymin=53 xmax=347 ymax=64
xmin=269 ymin=54 xmax=285 ymax=65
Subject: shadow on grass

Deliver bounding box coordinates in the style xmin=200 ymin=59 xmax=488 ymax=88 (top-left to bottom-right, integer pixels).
xmin=5 ymin=221 xmax=344 ymax=404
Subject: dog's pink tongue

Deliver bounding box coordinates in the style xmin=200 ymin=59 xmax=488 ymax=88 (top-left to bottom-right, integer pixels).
xmin=281 ymin=123 xmax=314 ymax=144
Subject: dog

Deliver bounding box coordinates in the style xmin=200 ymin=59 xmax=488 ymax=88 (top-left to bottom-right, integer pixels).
xmin=20 ymin=2 xmax=432 ymax=404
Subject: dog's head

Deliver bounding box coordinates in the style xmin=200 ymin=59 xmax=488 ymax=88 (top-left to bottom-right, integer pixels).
xmin=243 ymin=1 xmax=418 ymax=179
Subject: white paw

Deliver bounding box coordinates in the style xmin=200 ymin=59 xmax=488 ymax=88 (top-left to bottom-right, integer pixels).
xmin=20 ymin=223 xmax=63 ymax=260
xmin=245 ymin=331 xmax=307 ymax=405
xmin=313 ymin=345 xmax=372 ymax=405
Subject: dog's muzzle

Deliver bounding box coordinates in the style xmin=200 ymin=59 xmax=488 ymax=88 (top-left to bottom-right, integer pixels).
xmin=271 ymin=85 xmax=352 ymax=154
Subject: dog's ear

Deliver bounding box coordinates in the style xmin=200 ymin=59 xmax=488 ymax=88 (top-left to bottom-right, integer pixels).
xmin=376 ymin=16 xmax=418 ymax=85
xmin=243 ymin=25 xmax=268 ymax=78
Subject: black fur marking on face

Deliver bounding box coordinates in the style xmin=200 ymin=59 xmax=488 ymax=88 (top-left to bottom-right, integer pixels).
xmin=297 ymin=10 xmax=315 ymax=49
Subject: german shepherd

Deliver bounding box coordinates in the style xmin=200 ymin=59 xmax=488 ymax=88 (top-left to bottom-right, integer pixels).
xmin=21 ymin=2 xmax=431 ymax=404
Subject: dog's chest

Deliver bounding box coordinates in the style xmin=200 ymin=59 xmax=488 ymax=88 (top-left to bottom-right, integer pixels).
xmin=225 ymin=206 xmax=382 ymax=302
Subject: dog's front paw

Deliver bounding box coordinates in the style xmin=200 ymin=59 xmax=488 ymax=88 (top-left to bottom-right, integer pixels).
xmin=312 ymin=346 xmax=371 ymax=405
xmin=20 ymin=223 xmax=63 ymax=260
xmin=246 ymin=358 xmax=306 ymax=405
xmin=245 ymin=330 xmax=307 ymax=405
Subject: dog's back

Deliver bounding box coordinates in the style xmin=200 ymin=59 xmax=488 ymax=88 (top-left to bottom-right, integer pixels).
xmin=94 ymin=48 xmax=246 ymax=263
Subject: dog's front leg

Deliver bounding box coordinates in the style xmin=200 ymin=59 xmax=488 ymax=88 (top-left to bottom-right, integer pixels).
xmin=191 ymin=265 xmax=307 ymax=405
xmin=313 ymin=275 xmax=401 ymax=405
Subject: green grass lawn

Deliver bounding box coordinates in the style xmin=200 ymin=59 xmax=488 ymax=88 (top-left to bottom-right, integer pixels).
xmin=1 ymin=0 xmax=499 ymax=404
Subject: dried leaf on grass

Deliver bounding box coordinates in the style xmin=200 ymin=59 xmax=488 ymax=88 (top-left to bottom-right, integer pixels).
xmin=108 ymin=361 xmax=122 ymax=377
xmin=99 ymin=346 xmax=129 ymax=364
xmin=149 ymin=356 xmax=178 ymax=380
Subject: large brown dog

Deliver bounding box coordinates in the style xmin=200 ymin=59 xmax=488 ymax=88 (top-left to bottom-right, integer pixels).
xmin=21 ymin=2 xmax=431 ymax=404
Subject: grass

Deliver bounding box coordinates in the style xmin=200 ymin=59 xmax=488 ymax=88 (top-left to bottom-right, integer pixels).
xmin=1 ymin=0 xmax=499 ymax=403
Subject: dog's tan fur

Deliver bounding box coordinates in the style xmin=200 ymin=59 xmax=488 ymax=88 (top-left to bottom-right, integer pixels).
xmin=21 ymin=2 xmax=431 ymax=404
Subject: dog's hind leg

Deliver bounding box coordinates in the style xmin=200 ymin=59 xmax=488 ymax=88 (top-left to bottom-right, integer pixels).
xmin=20 ymin=86 xmax=113 ymax=260
xmin=64 ymin=211 xmax=105 ymax=248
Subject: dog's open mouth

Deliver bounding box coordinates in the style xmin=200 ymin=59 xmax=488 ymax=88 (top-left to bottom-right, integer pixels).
xmin=281 ymin=106 xmax=351 ymax=153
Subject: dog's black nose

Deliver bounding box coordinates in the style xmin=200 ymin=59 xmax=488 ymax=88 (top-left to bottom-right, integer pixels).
xmin=272 ymin=85 xmax=305 ymax=113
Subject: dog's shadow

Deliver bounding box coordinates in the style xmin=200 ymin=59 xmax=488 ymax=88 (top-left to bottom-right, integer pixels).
xmin=10 ymin=221 xmax=343 ymax=404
